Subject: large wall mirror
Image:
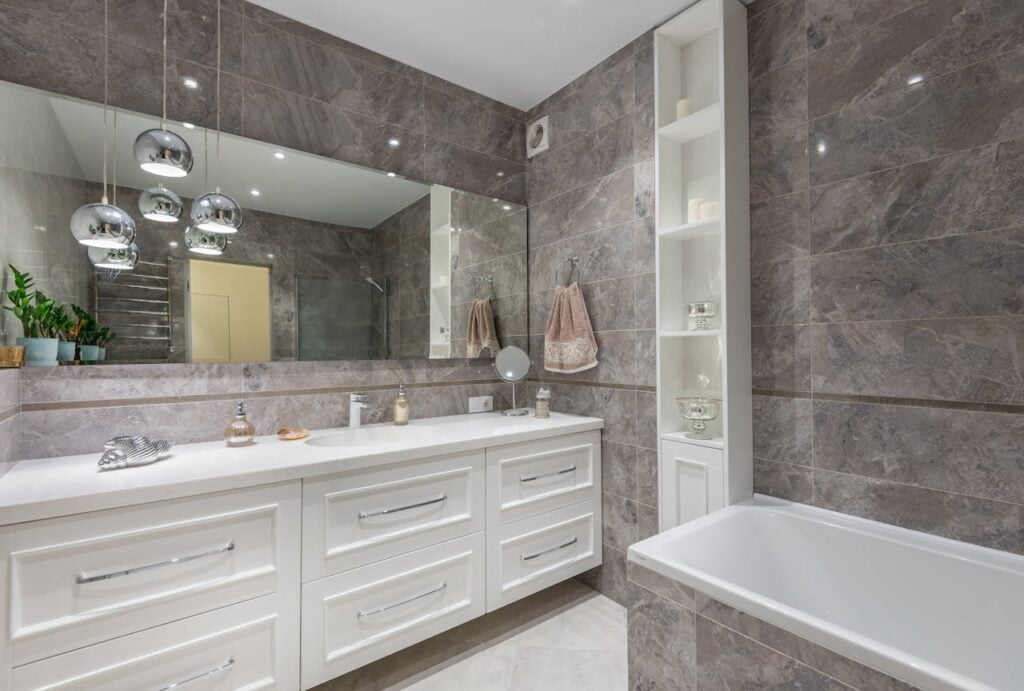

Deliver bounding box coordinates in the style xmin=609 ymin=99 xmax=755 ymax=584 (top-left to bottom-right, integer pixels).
xmin=0 ymin=80 xmax=527 ymax=364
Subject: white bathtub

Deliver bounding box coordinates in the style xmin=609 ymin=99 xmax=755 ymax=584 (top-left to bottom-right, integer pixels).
xmin=627 ymin=495 xmax=1024 ymax=691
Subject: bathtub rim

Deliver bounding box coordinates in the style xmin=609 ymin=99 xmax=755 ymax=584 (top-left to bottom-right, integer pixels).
xmin=627 ymin=494 xmax=1020 ymax=691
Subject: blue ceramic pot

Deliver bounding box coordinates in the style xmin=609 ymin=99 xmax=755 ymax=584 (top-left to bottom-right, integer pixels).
xmin=16 ymin=337 xmax=58 ymax=367
xmin=79 ymin=344 xmax=100 ymax=362
xmin=57 ymin=341 xmax=76 ymax=362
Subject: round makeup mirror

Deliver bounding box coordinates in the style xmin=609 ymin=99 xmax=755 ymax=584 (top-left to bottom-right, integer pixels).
xmin=493 ymin=345 xmax=532 ymax=416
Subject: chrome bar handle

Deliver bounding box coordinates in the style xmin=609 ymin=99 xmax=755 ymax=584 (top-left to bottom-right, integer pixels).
xmin=522 ymin=536 xmax=578 ymax=562
xmin=76 ymin=542 xmax=235 ymax=585
xmin=157 ymin=658 xmax=234 ymax=690
xmin=358 ymin=581 xmax=447 ymax=619
xmin=358 ymin=494 xmax=447 ymax=520
xmin=520 ymin=465 xmax=576 ymax=483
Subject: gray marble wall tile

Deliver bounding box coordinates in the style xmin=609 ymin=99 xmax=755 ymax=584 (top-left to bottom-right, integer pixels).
xmin=807 ymin=0 xmax=1024 ymax=119
xmin=527 ymin=114 xmax=634 ymax=205
xmin=529 ymin=222 xmax=636 ymax=291
xmin=751 ymin=190 xmax=809 ymax=264
xmin=636 ymin=392 xmax=656 ymax=450
xmin=753 ymin=458 xmax=813 ymax=503
xmin=636 ymin=330 xmax=656 ymax=389
xmin=810 ymin=317 xmax=1024 ymax=404
xmin=751 ymin=257 xmax=810 ymax=326
xmin=637 ymin=503 xmax=658 ymax=540
xmin=633 ymin=100 xmax=655 ymax=162
xmin=633 ymin=157 xmax=655 ymax=219
xmin=809 ymin=47 xmax=1024 ymax=186
xmin=424 ymin=86 xmax=524 ymax=162
xmin=634 ymin=217 xmax=656 ymax=274
xmin=602 ymin=491 xmax=638 ymax=551
xmin=0 ymin=413 xmax=18 ymax=477
xmin=627 ymin=562 xmax=695 ymax=610
xmin=422 ymin=136 xmax=526 ymax=205
xmin=421 ymin=73 xmax=526 ymax=124
xmin=583 ymin=276 xmax=637 ymax=332
xmin=603 ymin=439 xmax=638 ymax=500
xmin=528 ymin=168 xmax=634 ymax=249
xmin=814 ymin=469 xmax=1024 ymax=555
xmin=809 ymin=138 xmax=1024 ymax=254
xmin=747 ymin=0 xmax=806 ymax=78
xmin=626 ymin=580 xmax=697 ymax=690
xmin=545 ymin=383 xmax=637 ymax=447
xmin=750 ymin=124 xmax=809 ymax=202
xmin=529 ymin=331 xmax=636 ymax=387
xmin=752 ymin=394 xmax=812 ymax=465
xmin=21 ymin=363 xmax=245 ymax=404
xmin=805 ymin=0 xmax=925 ymax=50
xmin=751 ymin=324 xmax=811 ymax=391
xmin=0 ymin=369 xmax=19 ymax=412
xmin=749 ymin=58 xmax=808 ymax=141
xmin=635 ymin=272 xmax=656 ymax=330
xmin=811 ymin=228 xmax=1024 ymax=323
xmin=814 ymin=400 xmax=1024 ymax=504
xmin=578 ymin=545 xmax=629 ymax=606
xmin=637 ymin=447 xmax=659 ymax=508
xmin=633 ymin=43 xmax=654 ymax=108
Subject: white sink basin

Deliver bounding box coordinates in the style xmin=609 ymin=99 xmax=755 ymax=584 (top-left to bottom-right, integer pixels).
xmin=305 ymin=425 xmax=437 ymax=448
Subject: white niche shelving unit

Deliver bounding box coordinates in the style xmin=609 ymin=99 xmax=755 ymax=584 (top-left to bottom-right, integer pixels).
xmin=655 ymin=0 xmax=752 ymax=530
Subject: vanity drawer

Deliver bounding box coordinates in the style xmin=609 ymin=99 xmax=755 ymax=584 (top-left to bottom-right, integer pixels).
xmin=7 ymin=482 xmax=300 ymax=666
xmin=11 ymin=592 xmax=298 ymax=690
xmin=486 ymin=500 xmax=601 ymax=611
xmin=302 ymin=451 xmax=485 ymax=581
xmin=301 ymin=532 xmax=485 ymax=687
xmin=486 ymin=431 xmax=600 ymax=525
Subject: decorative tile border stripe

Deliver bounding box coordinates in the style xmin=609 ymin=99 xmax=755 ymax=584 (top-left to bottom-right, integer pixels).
xmin=21 ymin=379 xmax=504 ymax=413
xmin=531 ymin=377 xmax=657 ymax=393
xmin=752 ymin=388 xmax=1024 ymax=416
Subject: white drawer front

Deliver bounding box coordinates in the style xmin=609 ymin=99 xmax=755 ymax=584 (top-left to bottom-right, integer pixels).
xmin=12 ymin=592 xmax=298 ymax=690
xmin=301 ymin=532 xmax=485 ymax=687
xmin=487 ymin=501 xmax=601 ymax=611
xmin=302 ymin=451 xmax=485 ymax=581
xmin=486 ymin=431 xmax=600 ymax=525
xmin=8 ymin=482 xmax=300 ymax=666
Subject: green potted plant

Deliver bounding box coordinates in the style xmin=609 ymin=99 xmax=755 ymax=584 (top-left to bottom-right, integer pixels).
xmin=97 ymin=326 xmax=116 ymax=361
xmin=1 ymin=265 xmax=59 ymax=366
xmin=51 ymin=304 xmax=77 ymax=362
xmin=73 ymin=305 xmax=101 ymax=362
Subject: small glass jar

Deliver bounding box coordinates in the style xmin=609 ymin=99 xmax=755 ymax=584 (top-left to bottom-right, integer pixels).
xmin=535 ymin=387 xmax=552 ymax=418
xmin=687 ymin=301 xmax=719 ymax=330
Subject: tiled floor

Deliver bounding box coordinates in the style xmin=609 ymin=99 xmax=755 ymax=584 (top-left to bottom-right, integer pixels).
xmin=316 ymin=579 xmax=627 ymax=690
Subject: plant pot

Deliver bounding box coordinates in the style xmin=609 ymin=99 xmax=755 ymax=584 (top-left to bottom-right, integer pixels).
xmin=97 ymin=347 xmax=106 ymax=361
xmin=16 ymin=337 xmax=59 ymax=367
xmin=79 ymin=344 xmax=100 ymax=362
xmin=0 ymin=346 xmax=26 ymax=368
xmin=57 ymin=341 xmax=76 ymax=362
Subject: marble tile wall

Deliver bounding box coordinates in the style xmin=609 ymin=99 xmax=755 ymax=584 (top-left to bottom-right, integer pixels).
xmin=0 ymin=0 xmax=527 ymax=204
xmin=524 ymin=33 xmax=657 ymax=606
xmin=626 ymin=561 xmax=915 ymax=689
xmin=373 ymin=194 xmax=431 ymax=359
xmin=0 ymin=369 xmax=19 ymax=476
xmin=749 ymin=0 xmax=1024 ymax=554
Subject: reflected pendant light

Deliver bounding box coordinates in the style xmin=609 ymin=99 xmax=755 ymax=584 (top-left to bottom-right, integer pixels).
xmin=139 ymin=184 xmax=182 ymax=222
xmin=88 ymin=243 xmax=140 ymax=270
xmin=191 ymin=0 xmax=242 ymax=234
xmin=133 ymin=0 xmax=193 ymax=177
xmin=70 ymin=0 xmax=136 ymax=249
xmin=184 ymin=225 xmax=226 ymax=255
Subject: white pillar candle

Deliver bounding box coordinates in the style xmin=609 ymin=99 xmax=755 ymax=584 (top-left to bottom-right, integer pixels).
xmin=676 ymin=98 xmax=693 ymax=120
xmin=687 ymin=198 xmax=705 ymax=223
xmin=699 ymin=200 xmax=720 ymax=220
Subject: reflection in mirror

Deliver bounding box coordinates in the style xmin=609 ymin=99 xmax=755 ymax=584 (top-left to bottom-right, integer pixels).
xmin=493 ymin=345 xmax=532 ymax=417
xmin=0 ymin=79 xmax=527 ymax=364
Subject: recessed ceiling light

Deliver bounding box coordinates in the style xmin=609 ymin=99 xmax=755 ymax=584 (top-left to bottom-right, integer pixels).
xmin=906 ymin=74 xmax=924 ymax=86
xmin=273 ymin=151 xmax=285 ymax=160
xmin=816 ymin=140 xmax=828 ymax=155
xmin=492 ymin=198 xmax=499 ymax=202
xmin=169 ymin=240 xmax=179 ymax=248
xmin=267 ymin=253 xmax=275 ymax=259
xmin=502 ymin=205 xmax=511 ymax=211
xmin=182 ymin=77 xmax=199 ymax=89
xmin=386 ymin=172 xmax=397 ymax=178
xmin=496 ymin=171 xmax=505 ymax=177
xmin=250 ymin=189 xmax=260 ymax=196
xmin=182 ymin=122 xmax=196 ymax=129
xmin=387 ymin=138 xmax=401 ymax=147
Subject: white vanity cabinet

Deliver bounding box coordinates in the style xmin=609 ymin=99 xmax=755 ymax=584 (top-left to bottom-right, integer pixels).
xmin=0 ymin=416 xmax=602 ymax=691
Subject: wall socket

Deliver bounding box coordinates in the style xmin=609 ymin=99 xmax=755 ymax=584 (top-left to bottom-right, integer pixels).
xmin=468 ymin=395 xmax=494 ymax=413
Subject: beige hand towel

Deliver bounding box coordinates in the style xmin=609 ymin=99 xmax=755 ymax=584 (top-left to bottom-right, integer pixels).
xmin=467 ymin=298 xmax=500 ymax=358
xmin=544 ymin=282 xmax=598 ymax=373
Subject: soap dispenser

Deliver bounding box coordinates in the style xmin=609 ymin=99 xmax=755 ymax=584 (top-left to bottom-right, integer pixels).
xmin=225 ymin=401 xmax=256 ymax=447
xmin=393 ymin=383 xmax=411 ymax=426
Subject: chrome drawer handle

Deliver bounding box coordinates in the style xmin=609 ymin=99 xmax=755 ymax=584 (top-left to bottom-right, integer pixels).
xmin=358 ymin=581 xmax=447 ymax=618
xmin=522 ymin=536 xmax=578 ymax=562
xmin=358 ymin=494 xmax=447 ymax=520
xmin=158 ymin=657 xmax=233 ymax=690
xmin=520 ymin=465 xmax=576 ymax=483
xmin=76 ymin=542 xmax=235 ymax=585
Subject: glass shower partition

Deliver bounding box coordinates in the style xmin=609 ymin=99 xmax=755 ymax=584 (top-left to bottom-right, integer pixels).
xmin=296 ymin=277 xmax=388 ymax=361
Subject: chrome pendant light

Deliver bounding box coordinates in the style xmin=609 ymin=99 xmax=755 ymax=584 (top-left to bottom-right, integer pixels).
xmin=139 ymin=184 xmax=182 ymax=222
xmin=191 ymin=0 xmax=242 ymax=234
xmin=88 ymin=244 xmax=140 ymax=270
xmin=134 ymin=0 xmax=193 ymax=178
xmin=71 ymin=0 xmax=136 ymax=249
xmin=184 ymin=226 xmax=226 ymax=255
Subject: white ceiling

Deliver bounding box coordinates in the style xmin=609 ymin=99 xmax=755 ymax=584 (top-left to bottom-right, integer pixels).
xmin=48 ymin=97 xmax=430 ymax=229
xmin=248 ymin=0 xmax=717 ymax=110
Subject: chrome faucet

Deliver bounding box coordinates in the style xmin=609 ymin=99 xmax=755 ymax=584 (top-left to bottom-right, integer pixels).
xmin=349 ymin=393 xmax=370 ymax=428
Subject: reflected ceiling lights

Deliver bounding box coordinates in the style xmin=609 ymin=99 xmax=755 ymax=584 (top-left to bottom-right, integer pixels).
xmin=184 ymin=225 xmax=226 ymax=255
xmin=138 ymin=184 xmax=183 ymax=222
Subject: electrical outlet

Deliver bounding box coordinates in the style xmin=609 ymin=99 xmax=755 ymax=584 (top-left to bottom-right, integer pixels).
xmin=468 ymin=395 xmax=493 ymax=413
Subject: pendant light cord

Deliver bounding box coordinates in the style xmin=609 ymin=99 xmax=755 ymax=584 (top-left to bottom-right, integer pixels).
xmin=161 ymin=0 xmax=168 ymax=129
xmin=101 ymin=0 xmax=109 ymax=203
xmin=215 ymin=0 xmax=221 ymax=192
xmin=112 ymin=108 xmax=118 ymax=206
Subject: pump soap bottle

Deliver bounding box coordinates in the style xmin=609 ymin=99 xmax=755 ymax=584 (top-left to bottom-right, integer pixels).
xmin=393 ymin=383 xmax=411 ymax=426
xmin=225 ymin=401 xmax=256 ymax=447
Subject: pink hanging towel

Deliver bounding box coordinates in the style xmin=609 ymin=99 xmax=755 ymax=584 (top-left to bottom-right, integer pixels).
xmin=544 ymin=282 xmax=598 ymax=373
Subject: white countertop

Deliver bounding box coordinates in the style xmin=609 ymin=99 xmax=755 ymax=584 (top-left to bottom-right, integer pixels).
xmin=0 ymin=411 xmax=603 ymax=525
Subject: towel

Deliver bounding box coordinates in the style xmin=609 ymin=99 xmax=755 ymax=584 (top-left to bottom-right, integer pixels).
xmin=466 ymin=298 xmax=500 ymax=358
xmin=544 ymin=282 xmax=598 ymax=373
